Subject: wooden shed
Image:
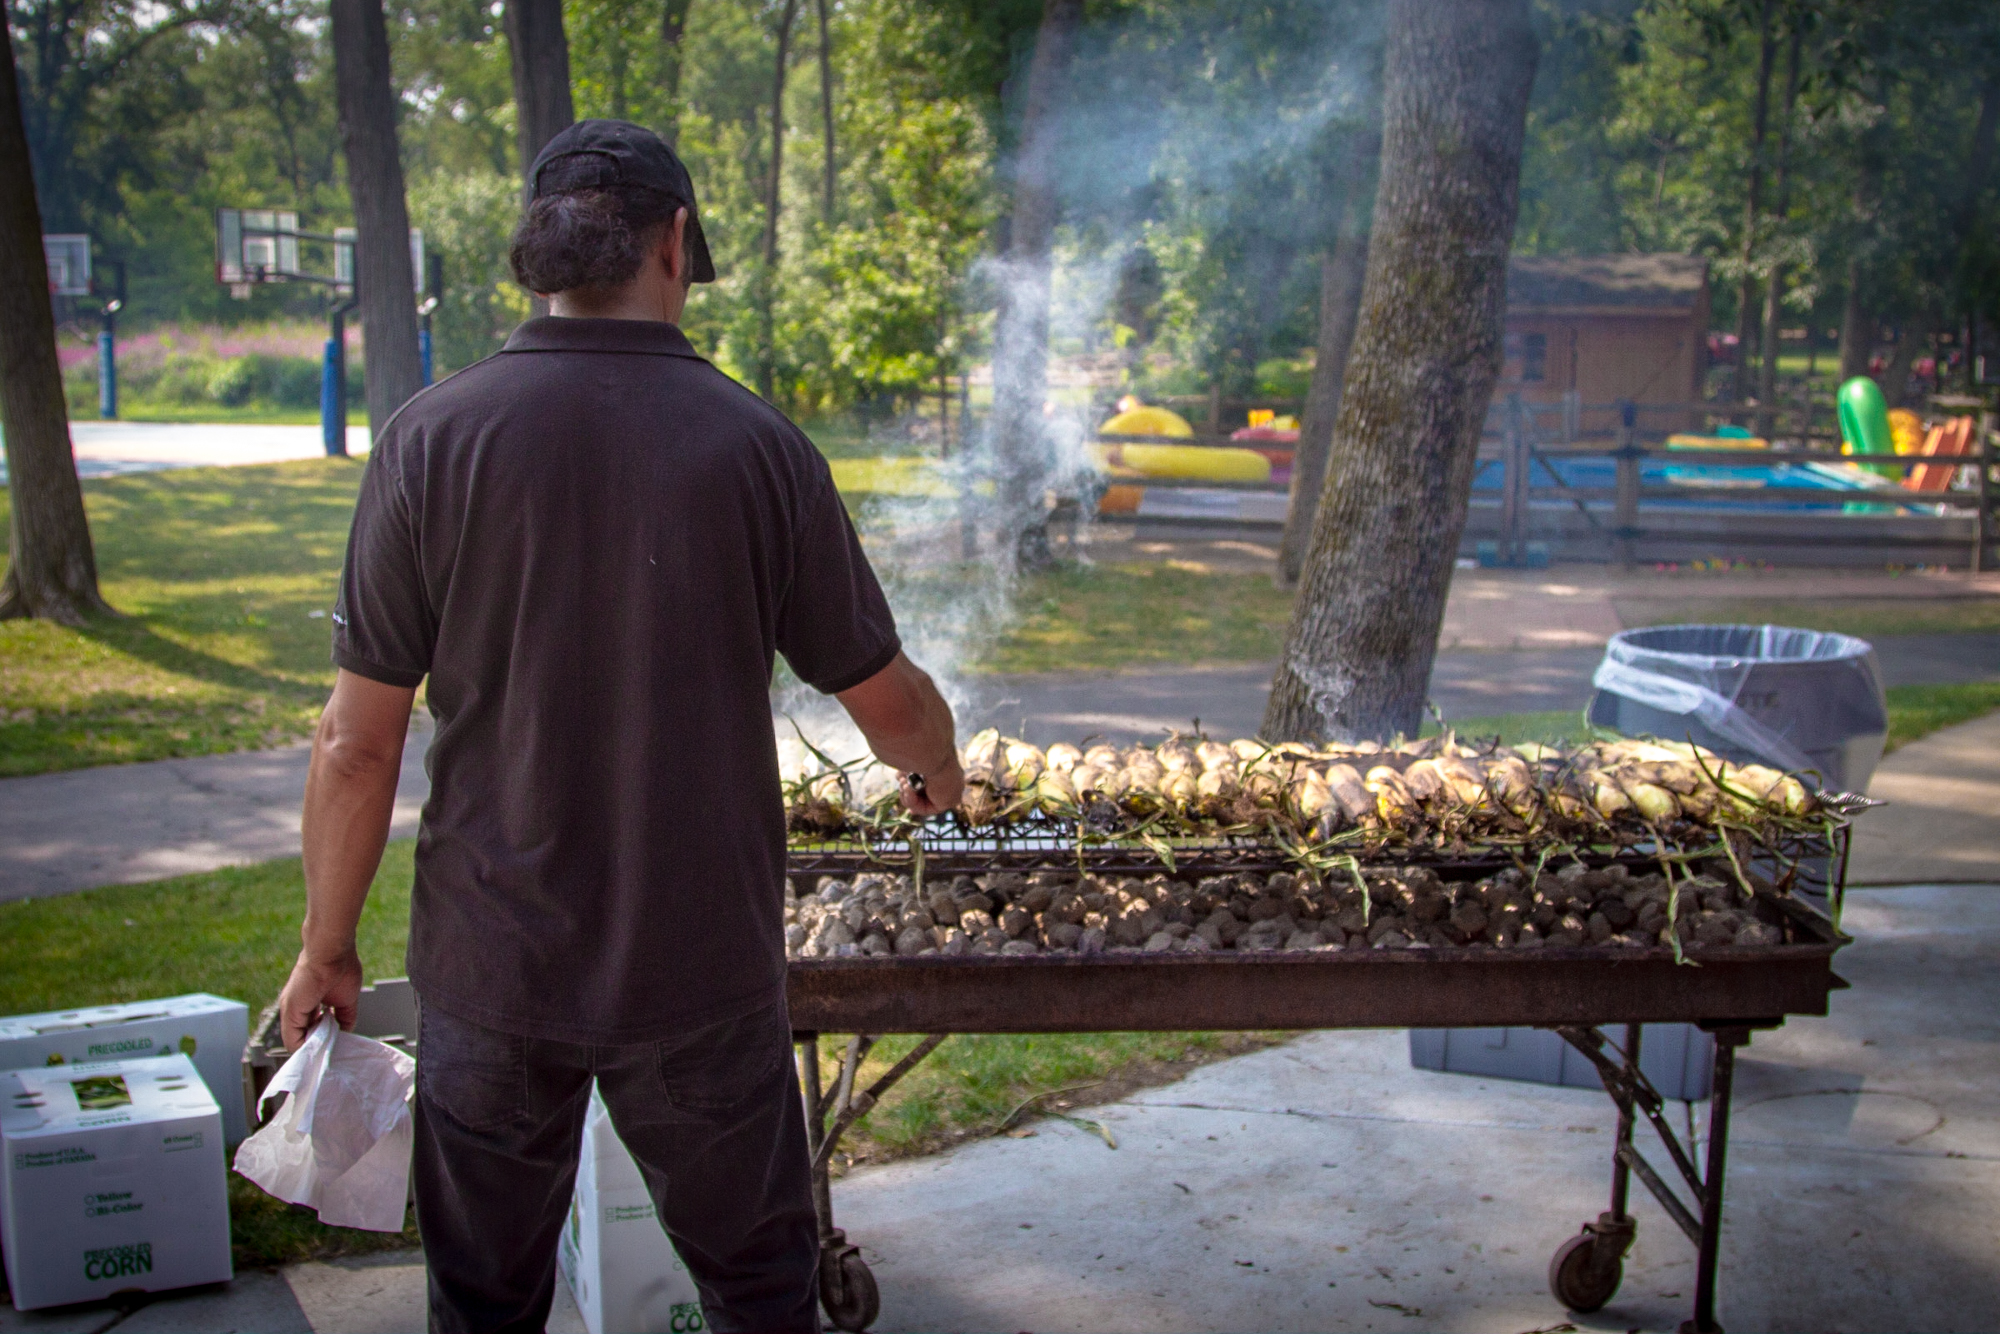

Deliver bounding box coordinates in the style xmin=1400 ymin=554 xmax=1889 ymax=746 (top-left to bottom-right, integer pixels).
xmin=1500 ymin=254 xmax=1710 ymax=433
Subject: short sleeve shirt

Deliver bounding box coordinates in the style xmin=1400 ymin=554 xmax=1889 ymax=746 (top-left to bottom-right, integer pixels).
xmin=333 ymin=317 xmax=898 ymax=1043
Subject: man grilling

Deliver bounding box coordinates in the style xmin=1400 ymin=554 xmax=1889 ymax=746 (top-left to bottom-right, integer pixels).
xmin=275 ymin=119 xmax=964 ymax=1333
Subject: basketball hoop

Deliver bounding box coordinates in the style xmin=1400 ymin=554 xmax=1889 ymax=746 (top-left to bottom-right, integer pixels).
xmin=44 ymin=235 xmax=92 ymax=296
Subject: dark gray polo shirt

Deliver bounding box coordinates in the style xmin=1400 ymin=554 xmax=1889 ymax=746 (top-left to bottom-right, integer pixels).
xmin=332 ymin=317 xmax=899 ymax=1043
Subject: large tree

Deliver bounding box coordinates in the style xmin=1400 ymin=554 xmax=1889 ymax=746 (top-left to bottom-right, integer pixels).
xmin=757 ymin=0 xmax=799 ymax=399
xmin=1728 ymin=0 xmax=1777 ymax=404
xmin=988 ymin=0 xmax=1082 ymax=560
xmin=1262 ymin=0 xmax=1537 ymax=744
xmin=331 ymin=0 xmax=425 ymax=436
xmin=505 ymin=0 xmax=574 ymax=187
xmin=0 ymin=17 xmax=106 ymax=623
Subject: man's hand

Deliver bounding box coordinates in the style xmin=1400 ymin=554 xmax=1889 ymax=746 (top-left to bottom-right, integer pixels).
xmin=277 ymin=947 xmax=364 ymax=1051
xmin=900 ymin=754 xmax=965 ymax=817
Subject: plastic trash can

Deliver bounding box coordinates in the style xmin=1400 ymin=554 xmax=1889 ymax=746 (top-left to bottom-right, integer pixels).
xmin=1586 ymin=624 xmax=1889 ymax=794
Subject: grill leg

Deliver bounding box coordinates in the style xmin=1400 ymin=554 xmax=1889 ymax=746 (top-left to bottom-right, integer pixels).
xmin=1681 ymin=1031 xmax=1742 ymax=1334
xmin=797 ymin=1032 xmax=885 ymax=1331
xmin=1548 ymin=1025 xmax=1637 ymax=1313
xmin=798 ymin=1034 xmax=839 ymax=1251
xmin=1608 ymin=1023 xmax=1639 ymax=1221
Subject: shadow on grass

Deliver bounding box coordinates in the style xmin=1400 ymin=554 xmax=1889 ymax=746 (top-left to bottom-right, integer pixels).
xmin=71 ymin=608 xmax=330 ymax=703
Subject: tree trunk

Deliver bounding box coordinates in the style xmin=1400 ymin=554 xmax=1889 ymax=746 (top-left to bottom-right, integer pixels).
xmin=0 ymin=20 xmax=106 ymax=624
xmin=990 ymin=0 xmax=1084 ymax=554
xmin=1837 ymin=257 xmax=1873 ymax=385
xmin=661 ymin=0 xmax=692 ymax=145
xmin=331 ymin=0 xmax=426 ymax=438
xmin=1879 ymin=321 xmax=1929 ymax=408
xmin=816 ymin=0 xmax=835 ymax=226
xmin=1755 ymin=21 xmax=1803 ymax=434
xmin=1261 ymin=0 xmax=1537 ymax=745
xmin=1278 ymin=113 xmax=1383 ymax=587
xmin=1837 ymin=72 xmax=1889 ymax=388
xmin=1731 ymin=0 xmax=1777 ymax=405
xmin=505 ymin=0 xmax=575 ymax=195
xmin=758 ymin=0 xmax=799 ymax=401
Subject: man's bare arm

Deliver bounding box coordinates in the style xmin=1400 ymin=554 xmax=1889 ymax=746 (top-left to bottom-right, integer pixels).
xmin=835 ymin=651 xmax=963 ymax=816
xmin=277 ymin=670 xmax=418 ymax=1050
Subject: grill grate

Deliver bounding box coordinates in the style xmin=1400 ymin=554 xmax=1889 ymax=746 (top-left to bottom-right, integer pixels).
xmin=786 ymin=810 xmax=1849 ymax=894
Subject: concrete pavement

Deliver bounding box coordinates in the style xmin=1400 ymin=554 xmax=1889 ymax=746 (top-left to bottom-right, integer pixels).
xmin=0 ymin=718 xmax=432 ymax=902
xmin=8 ymin=881 xmax=1994 ymax=1333
xmin=1848 ymin=707 xmax=2000 ymax=885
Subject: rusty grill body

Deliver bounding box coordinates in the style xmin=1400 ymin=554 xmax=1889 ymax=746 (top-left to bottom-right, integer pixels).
xmin=789 ymin=817 xmax=1852 ymax=1334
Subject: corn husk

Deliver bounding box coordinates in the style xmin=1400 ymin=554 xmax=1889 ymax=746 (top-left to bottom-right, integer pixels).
xmin=1322 ymin=763 xmax=1375 ymax=825
xmin=1196 ymin=740 xmax=1238 ymax=774
xmin=1402 ymin=759 xmax=1447 ymax=804
xmin=1365 ymin=765 xmax=1419 ymax=825
xmin=1083 ymin=743 xmax=1122 ymax=770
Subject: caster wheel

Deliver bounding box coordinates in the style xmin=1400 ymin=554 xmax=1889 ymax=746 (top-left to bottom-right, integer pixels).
xmin=1549 ymin=1229 xmax=1622 ymax=1313
xmin=819 ymin=1248 xmax=880 ymax=1332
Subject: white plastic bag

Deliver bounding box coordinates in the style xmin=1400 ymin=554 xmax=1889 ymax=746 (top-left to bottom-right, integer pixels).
xmin=233 ymin=1014 xmax=416 ymax=1231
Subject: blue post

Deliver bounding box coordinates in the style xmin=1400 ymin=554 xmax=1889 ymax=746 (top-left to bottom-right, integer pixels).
xmin=321 ymin=337 xmax=344 ymax=457
xmin=97 ymin=329 xmax=117 ymax=420
xmin=322 ymin=298 xmax=355 ymax=458
xmin=419 ymin=327 xmax=434 ymax=386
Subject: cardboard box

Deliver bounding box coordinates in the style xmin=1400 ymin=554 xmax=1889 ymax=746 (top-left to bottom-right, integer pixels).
xmin=557 ymin=1087 xmax=704 ymax=1334
xmin=0 ymin=995 xmax=251 ymax=1144
xmin=2 ymin=1053 xmax=232 ymax=1310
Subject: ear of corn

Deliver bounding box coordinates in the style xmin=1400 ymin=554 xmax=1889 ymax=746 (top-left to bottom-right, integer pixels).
xmin=784 ymin=731 xmax=1832 ymax=860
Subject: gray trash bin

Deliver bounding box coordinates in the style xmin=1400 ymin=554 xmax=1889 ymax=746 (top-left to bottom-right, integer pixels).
xmin=1585 ymin=623 xmax=1889 ymax=794
xmin=1409 ymin=1024 xmax=1713 ymax=1102
xmin=1408 ymin=623 xmax=1884 ymax=1094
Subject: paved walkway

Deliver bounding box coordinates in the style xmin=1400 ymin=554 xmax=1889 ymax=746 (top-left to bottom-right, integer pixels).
xmin=0 ymin=422 xmax=371 ymax=485
xmin=5 ymin=635 xmax=1996 ymax=902
xmin=6 ymin=881 xmax=1993 ymax=1333
xmin=1848 ymin=707 xmax=2000 ymax=885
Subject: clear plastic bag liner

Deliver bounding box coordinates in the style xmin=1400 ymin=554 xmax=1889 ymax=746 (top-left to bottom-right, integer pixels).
xmin=1590 ymin=624 xmax=1887 ymax=778
xmin=232 ymin=1015 xmax=416 ymax=1232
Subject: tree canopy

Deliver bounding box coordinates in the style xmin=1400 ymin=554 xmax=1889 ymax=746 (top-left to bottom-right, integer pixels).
xmin=13 ymin=0 xmax=2000 ymax=411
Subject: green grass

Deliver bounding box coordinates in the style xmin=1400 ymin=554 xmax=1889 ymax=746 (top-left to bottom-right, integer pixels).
xmin=0 ymin=843 xmax=414 ymax=1018
xmin=69 ymin=404 xmax=328 ymax=426
xmin=0 ymin=460 xmax=365 ymax=776
xmin=985 ymin=563 xmax=1295 ymax=673
xmin=818 ymin=1030 xmax=1279 ymax=1169
xmin=1620 ymin=597 xmax=2000 ymax=639
xmin=1884 ymin=682 xmax=2000 ymax=751
xmin=4 ymin=461 xmax=1994 ymax=774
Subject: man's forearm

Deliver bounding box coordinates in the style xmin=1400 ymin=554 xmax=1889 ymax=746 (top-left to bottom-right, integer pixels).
xmin=840 ymin=654 xmax=956 ymax=775
xmin=300 ymin=723 xmax=403 ymax=958
xmin=299 ymin=673 xmax=417 ymax=959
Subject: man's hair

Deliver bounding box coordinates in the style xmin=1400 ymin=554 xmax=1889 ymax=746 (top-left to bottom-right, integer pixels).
xmin=508 ymin=185 xmax=683 ymax=296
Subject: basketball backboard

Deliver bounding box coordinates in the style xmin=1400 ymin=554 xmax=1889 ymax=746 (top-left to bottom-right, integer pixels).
xmin=215 ymin=208 xmax=301 ymax=284
xmin=44 ymin=235 xmax=91 ymax=296
xmin=333 ymin=227 xmax=425 ymax=294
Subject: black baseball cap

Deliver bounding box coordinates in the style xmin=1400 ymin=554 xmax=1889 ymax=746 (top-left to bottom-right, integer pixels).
xmin=530 ymin=119 xmax=716 ymax=283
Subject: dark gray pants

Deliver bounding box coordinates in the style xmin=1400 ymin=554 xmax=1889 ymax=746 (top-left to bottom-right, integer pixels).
xmin=412 ymin=997 xmax=819 ymax=1334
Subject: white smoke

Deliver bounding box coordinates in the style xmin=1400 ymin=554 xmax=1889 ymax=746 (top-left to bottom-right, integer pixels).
xmin=772 ymin=1 xmax=1386 ymax=781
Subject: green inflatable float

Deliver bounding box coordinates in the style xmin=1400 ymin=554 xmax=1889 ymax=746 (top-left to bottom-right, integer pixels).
xmin=1837 ymin=376 xmax=1900 ymax=480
